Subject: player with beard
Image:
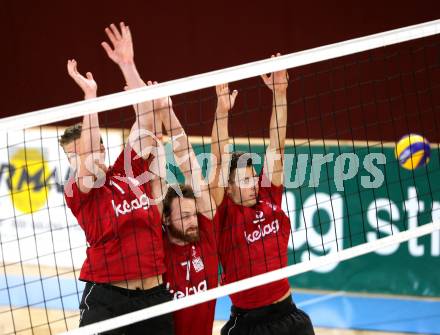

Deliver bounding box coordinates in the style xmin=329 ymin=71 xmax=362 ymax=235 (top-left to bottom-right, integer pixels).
xmin=148 ymin=96 xmax=218 ymax=335
xmin=210 ymin=54 xmax=315 ymax=335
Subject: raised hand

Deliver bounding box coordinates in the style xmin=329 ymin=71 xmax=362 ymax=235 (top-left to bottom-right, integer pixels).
xmin=101 ymin=22 xmax=134 ymax=65
xmin=216 ymin=83 xmax=238 ymax=112
xmin=148 ymin=81 xmax=173 ymax=111
xmin=67 ymin=59 xmax=97 ymax=99
xmin=261 ymin=53 xmax=289 ymax=93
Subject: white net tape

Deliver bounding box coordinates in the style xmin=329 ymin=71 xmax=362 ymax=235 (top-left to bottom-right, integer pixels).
xmin=1 ymin=19 xmax=439 ymax=131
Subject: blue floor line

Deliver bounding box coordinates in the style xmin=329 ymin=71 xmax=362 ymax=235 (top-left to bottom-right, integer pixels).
xmin=292 ymin=293 xmax=440 ymax=334
xmin=1 ymin=275 xmax=439 ymax=334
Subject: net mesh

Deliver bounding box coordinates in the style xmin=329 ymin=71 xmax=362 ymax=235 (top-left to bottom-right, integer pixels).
xmin=0 ymin=20 xmax=439 ymax=335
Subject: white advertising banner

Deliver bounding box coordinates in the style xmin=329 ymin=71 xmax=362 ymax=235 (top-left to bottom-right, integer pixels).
xmin=0 ymin=127 xmax=124 ymax=269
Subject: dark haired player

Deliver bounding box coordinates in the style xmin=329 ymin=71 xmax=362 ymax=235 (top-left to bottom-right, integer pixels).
xmin=210 ymin=54 xmax=315 ymax=335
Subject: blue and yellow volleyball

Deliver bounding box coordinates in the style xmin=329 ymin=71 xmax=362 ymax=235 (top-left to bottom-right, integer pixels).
xmin=395 ymin=134 xmax=431 ymax=170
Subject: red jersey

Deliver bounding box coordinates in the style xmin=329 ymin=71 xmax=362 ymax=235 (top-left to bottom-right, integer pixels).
xmin=163 ymin=214 xmax=218 ymax=335
xmin=217 ymin=174 xmax=291 ymax=309
xmin=64 ymin=146 xmax=165 ymax=283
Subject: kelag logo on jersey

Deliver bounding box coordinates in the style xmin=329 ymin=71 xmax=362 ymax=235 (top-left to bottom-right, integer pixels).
xmin=110 ymin=179 xmax=151 ymax=217
xmin=246 ymin=211 xmax=280 ymax=244
xmin=166 ymin=280 xmax=207 ymax=300
xmin=253 ymin=210 xmax=265 ymax=224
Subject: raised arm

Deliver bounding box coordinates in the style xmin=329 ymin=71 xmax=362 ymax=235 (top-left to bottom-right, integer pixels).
xmin=101 ymin=22 xmax=143 ymax=89
xmin=155 ymin=94 xmax=216 ymax=219
xmin=101 ymin=22 xmax=156 ymax=158
xmin=148 ymin=137 xmax=168 ymax=215
xmin=67 ymin=59 xmax=101 ymax=194
xmin=261 ymin=53 xmax=289 ymax=187
xmin=210 ymin=84 xmax=238 ymax=205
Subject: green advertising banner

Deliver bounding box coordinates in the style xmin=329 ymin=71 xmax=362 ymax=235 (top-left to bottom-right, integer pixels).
xmin=183 ymin=140 xmax=440 ymax=297
xmin=277 ymin=143 xmax=440 ymax=297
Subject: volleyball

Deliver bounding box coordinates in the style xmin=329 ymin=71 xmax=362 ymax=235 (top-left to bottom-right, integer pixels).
xmin=395 ymin=134 xmax=431 ymax=170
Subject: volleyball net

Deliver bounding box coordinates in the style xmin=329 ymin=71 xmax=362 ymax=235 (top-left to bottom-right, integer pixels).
xmin=0 ymin=19 xmax=439 ymax=334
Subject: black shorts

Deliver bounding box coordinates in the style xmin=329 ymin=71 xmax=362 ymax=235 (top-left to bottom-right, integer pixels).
xmin=221 ymin=296 xmax=315 ymax=335
xmin=79 ymin=282 xmax=174 ymax=335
